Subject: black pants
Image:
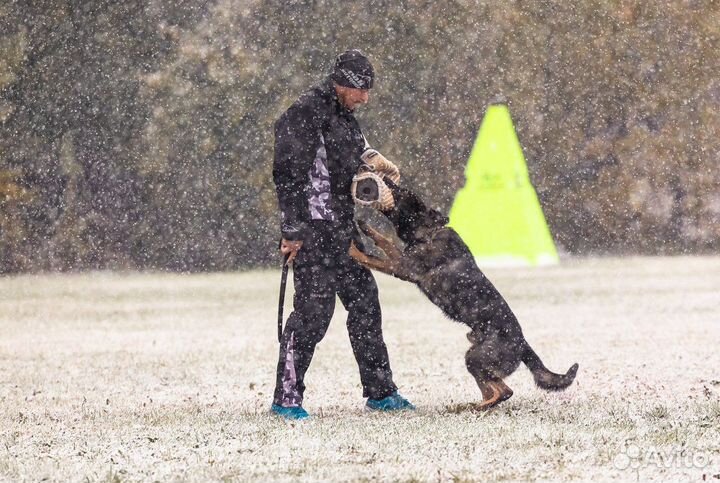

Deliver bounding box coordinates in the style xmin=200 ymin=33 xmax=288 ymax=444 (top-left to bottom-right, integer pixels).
xmin=273 ymin=221 xmax=397 ymax=406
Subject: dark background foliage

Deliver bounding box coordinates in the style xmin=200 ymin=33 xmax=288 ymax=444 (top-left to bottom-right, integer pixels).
xmin=1 ymin=0 xmax=718 ymax=272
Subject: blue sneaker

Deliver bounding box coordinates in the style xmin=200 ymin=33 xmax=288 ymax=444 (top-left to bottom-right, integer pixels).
xmin=366 ymin=391 xmax=415 ymax=411
xmin=271 ymin=404 xmax=310 ymax=420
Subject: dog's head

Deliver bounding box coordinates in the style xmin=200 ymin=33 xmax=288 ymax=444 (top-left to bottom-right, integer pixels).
xmin=381 ymin=179 xmax=449 ymax=245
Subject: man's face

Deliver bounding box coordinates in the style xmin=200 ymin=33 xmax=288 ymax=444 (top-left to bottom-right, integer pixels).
xmin=334 ymin=84 xmax=370 ymax=111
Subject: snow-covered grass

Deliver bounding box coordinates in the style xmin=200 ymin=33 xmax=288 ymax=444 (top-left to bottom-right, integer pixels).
xmin=1 ymin=257 xmax=719 ymax=481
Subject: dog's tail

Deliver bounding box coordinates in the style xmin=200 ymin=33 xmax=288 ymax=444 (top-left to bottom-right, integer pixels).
xmin=521 ymin=343 xmax=578 ymax=391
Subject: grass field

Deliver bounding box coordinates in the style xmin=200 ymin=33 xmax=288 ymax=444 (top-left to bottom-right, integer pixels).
xmin=1 ymin=256 xmax=719 ymax=481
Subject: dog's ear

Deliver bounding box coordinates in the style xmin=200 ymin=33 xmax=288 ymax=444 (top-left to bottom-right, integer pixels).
xmin=428 ymin=208 xmax=449 ymax=227
xmin=466 ymin=330 xmax=486 ymax=344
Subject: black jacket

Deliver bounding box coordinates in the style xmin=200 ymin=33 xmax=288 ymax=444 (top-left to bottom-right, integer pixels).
xmin=273 ymin=77 xmax=366 ymax=241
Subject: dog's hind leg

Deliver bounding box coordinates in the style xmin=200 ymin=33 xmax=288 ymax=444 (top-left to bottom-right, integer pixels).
xmin=493 ymin=379 xmax=513 ymax=399
xmin=475 ymin=378 xmax=498 ymax=403
xmin=463 ymin=340 xmax=514 ymax=411
xmin=446 ymin=377 xmax=512 ymax=413
xmin=489 ymin=379 xmax=514 ymax=405
xmin=472 ymin=377 xmax=513 ymax=411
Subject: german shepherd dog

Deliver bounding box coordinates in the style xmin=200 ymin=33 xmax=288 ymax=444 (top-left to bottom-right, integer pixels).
xmin=350 ymin=180 xmax=578 ymax=411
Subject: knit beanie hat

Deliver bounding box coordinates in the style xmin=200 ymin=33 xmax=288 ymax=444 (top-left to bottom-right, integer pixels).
xmin=331 ymin=49 xmax=374 ymax=89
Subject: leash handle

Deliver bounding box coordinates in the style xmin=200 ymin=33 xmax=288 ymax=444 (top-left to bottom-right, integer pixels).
xmin=277 ymin=253 xmax=290 ymax=343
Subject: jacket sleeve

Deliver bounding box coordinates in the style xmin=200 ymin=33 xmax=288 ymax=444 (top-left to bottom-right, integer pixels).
xmin=272 ymin=103 xmax=321 ymax=241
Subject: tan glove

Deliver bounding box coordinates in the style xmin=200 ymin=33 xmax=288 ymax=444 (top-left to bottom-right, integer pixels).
xmin=351 ymin=171 xmax=395 ymax=211
xmin=361 ymin=149 xmax=400 ymax=184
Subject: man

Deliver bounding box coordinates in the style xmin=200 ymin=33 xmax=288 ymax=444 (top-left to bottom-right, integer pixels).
xmin=271 ymin=50 xmax=414 ymax=420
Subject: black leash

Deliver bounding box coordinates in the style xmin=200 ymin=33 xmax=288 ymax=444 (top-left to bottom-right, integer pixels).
xmin=277 ymin=253 xmax=290 ymax=343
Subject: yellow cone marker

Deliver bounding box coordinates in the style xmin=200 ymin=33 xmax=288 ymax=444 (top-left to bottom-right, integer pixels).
xmin=448 ymin=104 xmax=559 ymax=267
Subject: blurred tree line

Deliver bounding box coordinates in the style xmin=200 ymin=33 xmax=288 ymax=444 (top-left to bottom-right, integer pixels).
xmin=1 ymin=0 xmax=718 ymax=273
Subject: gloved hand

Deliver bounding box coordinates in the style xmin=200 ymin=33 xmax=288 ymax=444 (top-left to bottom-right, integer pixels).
xmin=361 ymin=149 xmax=400 ymax=184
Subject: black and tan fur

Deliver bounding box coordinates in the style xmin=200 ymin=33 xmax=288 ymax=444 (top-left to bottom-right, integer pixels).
xmin=350 ymin=181 xmax=578 ymax=411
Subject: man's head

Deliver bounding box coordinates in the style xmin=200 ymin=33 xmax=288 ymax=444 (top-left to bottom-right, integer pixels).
xmin=331 ymin=49 xmax=373 ymax=111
